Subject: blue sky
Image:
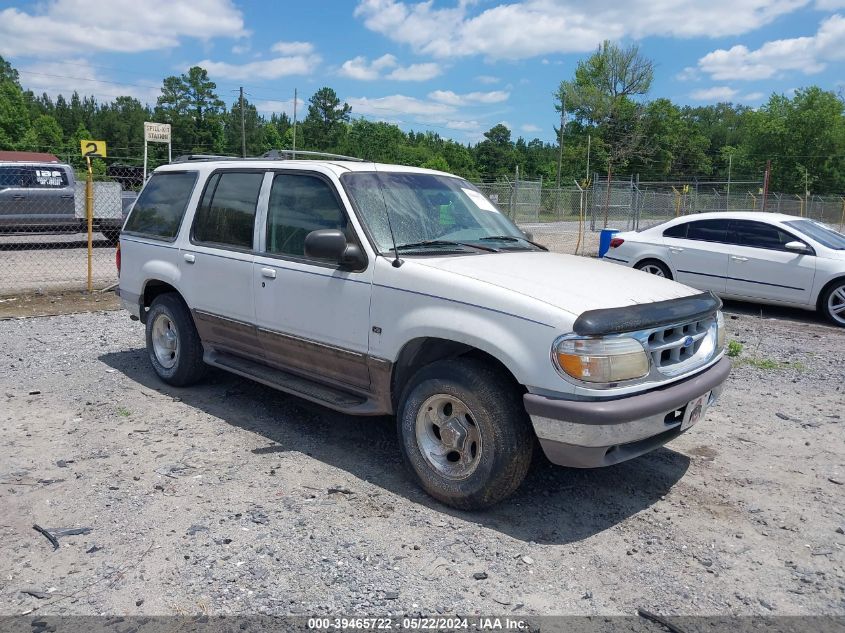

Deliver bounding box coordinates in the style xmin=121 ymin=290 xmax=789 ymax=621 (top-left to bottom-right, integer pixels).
xmin=1 ymin=0 xmax=843 ymax=144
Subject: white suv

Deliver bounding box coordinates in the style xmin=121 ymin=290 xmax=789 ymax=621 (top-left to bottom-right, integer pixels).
xmin=117 ymin=153 xmax=730 ymax=509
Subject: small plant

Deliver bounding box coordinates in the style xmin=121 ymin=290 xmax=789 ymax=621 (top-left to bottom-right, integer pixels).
xmin=117 ymin=406 xmax=131 ymax=417
xmin=727 ymin=340 xmax=743 ymax=358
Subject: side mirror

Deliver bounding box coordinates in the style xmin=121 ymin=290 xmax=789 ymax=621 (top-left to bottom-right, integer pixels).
xmin=304 ymin=229 xmax=366 ymax=269
xmin=785 ymin=241 xmax=809 ymax=253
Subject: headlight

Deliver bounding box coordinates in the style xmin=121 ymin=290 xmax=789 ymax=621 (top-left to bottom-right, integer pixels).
xmin=553 ymin=336 xmax=650 ymax=384
xmin=716 ymin=310 xmax=726 ymax=352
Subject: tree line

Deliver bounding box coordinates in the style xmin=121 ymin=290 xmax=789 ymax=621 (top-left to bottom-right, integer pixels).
xmin=1 ymin=49 xmax=844 ymax=194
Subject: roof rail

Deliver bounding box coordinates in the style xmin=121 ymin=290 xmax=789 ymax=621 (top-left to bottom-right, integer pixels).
xmin=172 ymin=154 xmax=240 ymax=163
xmin=262 ymin=149 xmax=365 ymax=162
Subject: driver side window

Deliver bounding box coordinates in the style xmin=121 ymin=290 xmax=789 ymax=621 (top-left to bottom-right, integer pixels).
xmin=265 ymin=173 xmax=348 ymax=258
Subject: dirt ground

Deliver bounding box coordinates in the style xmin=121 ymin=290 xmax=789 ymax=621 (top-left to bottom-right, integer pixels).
xmin=0 ymin=304 xmax=843 ymax=618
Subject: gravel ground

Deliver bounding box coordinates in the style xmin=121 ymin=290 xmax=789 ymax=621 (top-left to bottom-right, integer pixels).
xmin=0 ymin=307 xmax=843 ymax=617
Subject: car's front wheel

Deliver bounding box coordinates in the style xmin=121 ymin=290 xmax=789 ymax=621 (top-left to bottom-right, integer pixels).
xmin=145 ymin=293 xmax=207 ymax=386
xmin=397 ymin=359 xmax=534 ymax=510
xmin=635 ymin=259 xmax=672 ymax=279
xmin=821 ymin=279 xmax=845 ymax=327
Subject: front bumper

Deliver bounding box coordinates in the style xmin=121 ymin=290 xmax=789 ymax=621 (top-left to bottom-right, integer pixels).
xmin=524 ymin=356 xmax=731 ymax=468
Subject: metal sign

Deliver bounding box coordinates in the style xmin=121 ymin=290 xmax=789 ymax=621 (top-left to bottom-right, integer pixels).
xmin=80 ymin=140 xmax=107 ymax=157
xmin=144 ymin=122 xmax=171 ymax=143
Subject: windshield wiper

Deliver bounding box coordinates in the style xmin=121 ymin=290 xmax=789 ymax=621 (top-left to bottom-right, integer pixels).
xmin=394 ymin=239 xmax=498 ymax=253
xmin=479 ymin=235 xmax=548 ymax=251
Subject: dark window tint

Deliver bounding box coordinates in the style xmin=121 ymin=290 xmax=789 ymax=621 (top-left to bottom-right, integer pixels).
xmin=123 ymin=172 xmax=197 ymax=240
xmin=785 ymin=219 xmax=845 ymax=250
xmin=686 ymin=219 xmax=730 ymax=243
xmin=265 ymin=174 xmax=347 ymax=258
xmin=0 ymin=166 xmax=68 ymax=189
xmin=192 ymin=171 xmax=263 ymax=249
xmin=732 ymin=220 xmax=798 ymax=250
xmin=663 ymin=222 xmax=688 ymax=238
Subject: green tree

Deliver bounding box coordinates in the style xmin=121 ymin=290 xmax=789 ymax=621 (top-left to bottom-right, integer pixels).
xmin=21 ymin=114 xmax=63 ymax=150
xmin=558 ymin=40 xmax=653 ymax=221
xmin=155 ymin=66 xmax=225 ymax=153
xmin=224 ymin=96 xmax=264 ymax=156
xmin=301 ymin=87 xmax=351 ymax=151
xmin=0 ymin=79 xmax=30 ymax=148
xmin=475 ymin=124 xmax=515 ymax=179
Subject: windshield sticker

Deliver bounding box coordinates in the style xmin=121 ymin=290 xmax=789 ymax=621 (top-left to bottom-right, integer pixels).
xmin=461 ymin=188 xmax=499 ymax=213
xmin=35 ymin=170 xmax=64 ymax=186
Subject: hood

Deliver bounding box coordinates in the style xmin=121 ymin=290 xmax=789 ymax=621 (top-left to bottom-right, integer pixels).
xmin=415 ymin=251 xmax=700 ymax=316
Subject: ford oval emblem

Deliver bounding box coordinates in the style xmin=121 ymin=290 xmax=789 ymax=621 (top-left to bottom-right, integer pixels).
xmin=683 ymin=336 xmax=694 ymax=348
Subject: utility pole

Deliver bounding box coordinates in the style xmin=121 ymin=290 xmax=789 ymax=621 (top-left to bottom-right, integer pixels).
xmin=556 ymin=91 xmax=565 ymax=189
xmin=239 ymin=86 xmax=246 ymax=157
xmin=761 ymin=159 xmax=771 ymax=212
xmin=292 ymin=88 xmax=298 ymax=159
xmin=585 ymin=134 xmax=591 ymax=183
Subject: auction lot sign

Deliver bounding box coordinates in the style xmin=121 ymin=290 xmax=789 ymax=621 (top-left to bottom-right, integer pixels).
xmin=143 ymin=121 xmax=172 ymax=182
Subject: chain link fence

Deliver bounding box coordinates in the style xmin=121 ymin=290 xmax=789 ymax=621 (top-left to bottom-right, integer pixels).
xmin=0 ymin=161 xmax=137 ymax=297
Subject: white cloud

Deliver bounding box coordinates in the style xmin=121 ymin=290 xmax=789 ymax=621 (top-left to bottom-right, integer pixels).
xmin=385 ymin=62 xmax=441 ymax=81
xmin=339 ymin=55 xmax=441 ymax=81
xmin=253 ymin=97 xmax=305 ymax=117
xmin=689 ymin=86 xmax=739 ymax=101
xmin=521 ymin=124 xmax=541 ymax=133
xmin=428 ymin=90 xmax=510 ymax=106
xmin=354 ymin=0 xmax=809 ymax=60
xmin=231 ymin=44 xmax=250 ymax=55
xmin=675 ymin=66 xmax=700 ymax=82
xmin=270 ymin=41 xmax=315 ymax=55
xmin=346 ymin=94 xmax=455 ymax=117
xmin=194 ymin=54 xmax=321 ymax=81
xmin=698 ymin=14 xmax=845 ymax=80
xmin=0 ymin=0 xmax=246 ymax=57
xmin=17 ymin=58 xmax=161 ymax=104
xmin=476 ymin=75 xmax=500 ymax=84
xmin=816 ymin=0 xmax=845 ymax=8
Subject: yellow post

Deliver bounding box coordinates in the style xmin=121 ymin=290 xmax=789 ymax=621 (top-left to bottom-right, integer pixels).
xmin=86 ymin=157 xmax=94 ymax=293
xmin=750 ymin=193 xmax=757 ymax=212
xmin=672 ymin=187 xmax=681 ymax=217
xmin=794 ymin=194 xmax=803 ymax=218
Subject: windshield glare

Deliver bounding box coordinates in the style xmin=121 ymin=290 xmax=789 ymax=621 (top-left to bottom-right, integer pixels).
xmin=784 ymin=219 xmax=845 ymax=250
xmin=342 ymin=172 xmax=526 ymax=253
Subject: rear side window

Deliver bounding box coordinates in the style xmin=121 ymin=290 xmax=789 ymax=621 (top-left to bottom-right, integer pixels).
xmin=265 ymin=173 xmax=347 ymax=258
xmin=123 ymin=171 xmax=197 ymax=240
xmin=192 ymin=171 xmax=263 ymax=250
xmin=663 ymin=223 xmax=688 ymax=238
xmin=686 ymin=219 xmax=730 ymax=243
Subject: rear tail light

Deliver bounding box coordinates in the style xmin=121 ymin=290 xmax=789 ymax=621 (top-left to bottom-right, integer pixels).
xmin=609 ymin=237 xmax=625 ymax=248
xmin=116 ymin=243 xmax=121 ymax=276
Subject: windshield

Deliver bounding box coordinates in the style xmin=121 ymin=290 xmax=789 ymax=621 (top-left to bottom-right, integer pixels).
xmin=784 ymin=219 xmax=845 ymax=250
xmin=341 ymin=172 xmax=531 ymax=253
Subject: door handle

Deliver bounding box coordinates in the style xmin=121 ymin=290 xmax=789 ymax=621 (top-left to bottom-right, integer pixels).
xmin=12 ymin=195 xmax=25 ymax=201
xmin=731 ymin=256 xmax=748 ymax=262
xmin=60 ymin=194 xmax=74 ymax=199
xmin=669 ymin=247 xmax=684 ymax=253
xmin=261 ymin=267 xmax=276 ymax=279
xmin=183 ymin=253 xmax=196 ymax=264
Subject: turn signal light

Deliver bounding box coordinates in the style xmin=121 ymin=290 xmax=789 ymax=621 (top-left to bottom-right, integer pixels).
xmin=116 ymin=243 xmax=121 ymax=276
xmin=609 ymin=237 xmax=625 ymax=248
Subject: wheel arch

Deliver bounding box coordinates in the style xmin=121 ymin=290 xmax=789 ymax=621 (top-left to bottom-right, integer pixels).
xmin=633 ymin=256 xmax=674 ymax=278
xmin=390 ymin=337 xmax=525 ymax=413
xmin=139 ymin=279 xmax=185 ymax=324
xmin=816 ymin=274 xmax=845 ymax=311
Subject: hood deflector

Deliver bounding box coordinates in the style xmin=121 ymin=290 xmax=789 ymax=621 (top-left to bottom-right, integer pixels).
xmin=573 ymin=292 xmax=722 ymax=336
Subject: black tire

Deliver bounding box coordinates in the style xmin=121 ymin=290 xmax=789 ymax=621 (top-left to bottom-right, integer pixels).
xmin=102 ymin=230 xmax=120 ymax=246
xmin=397 ymin=359 xmax=534 ymax=510
xmin=145 ymin=293 xmax=207 ymax=386
xmin=820 ymin=279 xmax=845 ymax=327
xmin=635 ymin=258 xmax=673 ymax=280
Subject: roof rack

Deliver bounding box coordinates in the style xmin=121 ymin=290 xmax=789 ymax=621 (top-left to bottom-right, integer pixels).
xmin=262 ymin=149 xmax=365 ymax=162
xmin=171 ymin=150 xmax=366 ymax=164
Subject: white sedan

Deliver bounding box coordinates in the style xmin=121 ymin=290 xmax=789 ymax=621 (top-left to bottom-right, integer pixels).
xmin=603 ymin=212 xmax=845 ymax=326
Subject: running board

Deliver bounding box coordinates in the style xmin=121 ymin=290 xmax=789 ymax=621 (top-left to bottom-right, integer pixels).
xmin=205 ymin=350 xmax=381 ymax=414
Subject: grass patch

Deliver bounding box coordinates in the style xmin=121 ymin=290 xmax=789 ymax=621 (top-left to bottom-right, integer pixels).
xmin=735 ymin=357 xmax=806 ymax=371
xmin=727 ymin=340 xmax=743 ymax=358
xmin=117 ymin=406 xmax=131 ymax=417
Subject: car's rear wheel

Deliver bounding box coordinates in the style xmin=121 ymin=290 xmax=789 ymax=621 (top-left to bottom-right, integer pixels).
xmin=397 ymin=359 xmax=534 ymax=510
xmin=145 ymin=293 xmax=207 ymax=386
xmin=635 ymin=259 xmax=672 ymax=279
xmin=821 ymin=279 xmax=845 ymax=327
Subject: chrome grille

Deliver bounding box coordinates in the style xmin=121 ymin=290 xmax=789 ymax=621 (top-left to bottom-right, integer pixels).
xmin=644 ymin=317 xmax=716 ymax=375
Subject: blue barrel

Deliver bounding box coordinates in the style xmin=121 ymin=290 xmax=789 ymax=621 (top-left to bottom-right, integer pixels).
xmin=598 ymin=228 xmax=621 ymax=258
